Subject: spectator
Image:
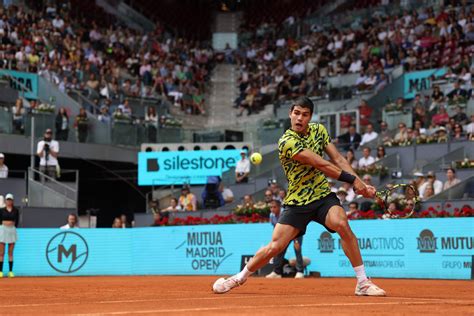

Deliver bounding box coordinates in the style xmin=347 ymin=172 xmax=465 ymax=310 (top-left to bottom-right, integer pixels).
xmin=178 ymin=186 xmax=197 ymax=211
xmin=413 ymin=172 xmax=426 ymax=193
xmin=446 ymin=81 xmax=467 ymax=101
xmin=112 ymin=217 xmax=123 ymax=228
xmin=145 ymin=106 xmax=158 ymax=142
xmin=268 ymin=179 xmax=280 ymax=198
xmin=432 ymin=106 xmax=449 ymax=127
xmin=74 ymin=108 xmax=89 ymax=143
xmin=235 ymin=150 xmax=250 ymax=183
xmin=347 ymin=201 xmax=359 ymax=218
xmin=336 ymin=187 xmax=349 ymax=204
xmin=241 ymin=194 xmax=255 ymax=210
xmin=452 ymin=124 xmax=466 ymax=141
xmin=362 ymin=174 xmax=373 ymax=186
xmin=118 ymin=99 xmax=132 ymax=118
xmin=394 ymin=122 xmax=408 ymax=144
xmin=422 ymin=184 xmax=435 ymax=201
xmin=277 ymin=189 xmax=286 ymax=203
xmin=219 ymin=183 xmax=234 ymax=204
xmin=340 ymin=182 xmax=355 ymax=202
xmin=443 ymin=168 xmax=461 ymax=190
xmin=358 ymin=147 xmax=375 ymax=169
xmin=0 ymin=153 xmax=8 ymax=178
xmin=451 ymin=106 xmax=468 ymax=125
xmin=202 ymin=180 xmax=225 ymax=208
xmin=345 ymin=149 xmax=358 ymax=170
xmin=120 ymin=214 xmax=133 ymax=228
xmin=263 ymin=190 xmax=273 ymax=206
xmin=429 ymin=85 xmax=444 ymax=112
xmin=378 ymin=121 xmax=391 ymax=144
xmin=375 ymin=146 xmax=386 ymax=161
xmin=55 ymin=107 xmax=69 ymax=141
xmin=337 ymin=125 xmax=361 ymax=150
xmin=161 ymin=197 xmax=181 ymax=213
xmin=98 ymin=106 xmax=111 ymax=124
xmin=11 ymin=98 xmax=25 ymax=134
xmin=420 ymin=171 xmax=442 ymax=197
xmin=36 ymin=128 xmax=59 ymax=179
xmin=360 ymin=123 xmax=378 ymax=146
xmin=60 ymin=214 xmax=79 ymax=229
xmin=465 ymin=114 xmax=474 ymax=138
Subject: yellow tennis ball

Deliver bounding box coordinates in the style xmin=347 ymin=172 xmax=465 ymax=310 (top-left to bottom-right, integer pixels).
xmin=250 ymin=152 xmax=262 ymax=165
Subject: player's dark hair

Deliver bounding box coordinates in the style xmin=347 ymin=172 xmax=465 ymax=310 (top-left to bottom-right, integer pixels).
xmin=290 ymin=96 xmax=314 ymax=114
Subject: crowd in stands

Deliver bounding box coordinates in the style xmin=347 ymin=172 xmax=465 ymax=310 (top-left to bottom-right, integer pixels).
xmin=1 ymin=2 xmax=214 ymax=142
xmin=232 ymin=2 xmax=474 ymax=116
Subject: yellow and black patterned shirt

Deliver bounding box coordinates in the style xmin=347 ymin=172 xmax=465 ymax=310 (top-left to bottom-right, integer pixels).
xmin=278 ymin=123 xmax=331 ymax=206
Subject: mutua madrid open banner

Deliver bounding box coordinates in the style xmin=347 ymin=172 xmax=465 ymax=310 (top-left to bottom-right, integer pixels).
xmin=0 ymin=69 xmax=39 ymax=99
xmin=8 ymin=218 xmax=474 ymax=279
xmin=403 ymin=68 xmax=446 ymax=99
xmin=138 ymin=150 xmax=242 ymax=185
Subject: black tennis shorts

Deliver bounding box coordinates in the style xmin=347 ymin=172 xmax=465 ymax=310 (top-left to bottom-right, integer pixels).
xmin=279 ymin=192 xmax=341 ymax=236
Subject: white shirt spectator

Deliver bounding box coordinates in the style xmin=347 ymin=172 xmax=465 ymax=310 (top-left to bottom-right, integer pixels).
xmin=364 ymin=75 xmax=377 ymax=86
xmin=358 ymin=156 xmax=375 ymax=168
xmin=419 ymin=180 xmax=443 ymax=197
xmin=222 ymin=188 xmax=234 ymax=203
xmin=263 ymin=52 xmax=274 ymax=61
xmin=0 ymin=164 xmax=8 ymax=178
xmin=360 ymin=131 xmax=379 ymax=146
xmin=235 ymin=158 xmax=250 ymax=174
xmin=276 ymin=38 xmax=286 ymax=47
xmin=356 ymin=74 xmax=367 ymax=85
xmin=291 ymin=62 xmax=305 ymax=75
xmin=60 ymin=224 xmax=79 ymax=229
xmin=37 ymin=140 xmax=59 ymax=166
xmin=52 ymin=17 xmax=64 ymax=29
xmin=349 ymin=60 xmax=362 ymax=73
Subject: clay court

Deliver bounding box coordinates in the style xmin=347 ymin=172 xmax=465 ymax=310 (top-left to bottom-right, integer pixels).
xmin=1 ymin=276 xmax=472 ymax=315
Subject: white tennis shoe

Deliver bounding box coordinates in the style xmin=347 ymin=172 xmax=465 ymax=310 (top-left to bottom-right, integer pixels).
xmin=212 ymin=276 xmax=246 ymax=294
xmin=355 ymin=279 xmax=386 ymax=296
xmin=265 ymin=271 xmax=282 ymax=279
xmin=294 ymin=272 xmax=304 ymax=279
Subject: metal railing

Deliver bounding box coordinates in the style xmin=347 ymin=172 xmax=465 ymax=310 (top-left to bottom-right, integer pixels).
xmin=422 ymin=147 xmax=466 ymax=173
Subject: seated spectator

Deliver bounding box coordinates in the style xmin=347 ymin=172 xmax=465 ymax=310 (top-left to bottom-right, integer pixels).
xmin=347 ymin=201 xmax=359 ymax=218
xmin=118 ymin=99 xmax=133 ymax=118
xmin=340 ymin=182 xmax=355 ymax=202
xmin=429 ymin=85 xmax=444 ymax=112
xmin=98 ymin=106 xmax=111 ymax=124
xmin=452 ymin=123 xmax=466 ymax=141
xmin=451 ymin=106 xmax=468 ymax=125
xmin=465 ymin=114 xmax=474 ymax=138
xmin=419 ymin=171 xmax=442 ymax=197
xmin=435 ymin=126 xmax=449 ymax=143
xmin=202 ymin=182 xmax=225 ymax=208
xmin=235 ymin=150 xmax=250 ymax=183
xmin=240 ymin=194 xmax=255 ymax=211
xmin=219 ymin=183 xmax=234 ymax=204
xmin=378 ymin=121 xmax=391 ymax=144
xmin=161 ymin=197 xmax=181 ymax=212
xmin=55 ymin=107 xmax=69 ymax=141
xmin=120 ymin=214 xmax=133 ymax=228
xmin=336 ymin=187 xmax=349 ymax=204
xmin=112 ymin=217 xmax=123 ymax=228
xmin=263 ymin=190 xmax=273 ymax=206
xmin=178 ymin=186 xmax=197 ymax=211
xmin=422 ymin=184 xmax=435 ymax=201
xmin=446 ymin=81 xmax=467 ymax=102
xmin=432 ymin=106 xmax=449 ymax=127
xmin=0 ymin=153 xmax=8 ymax=178
xmin=60 ymin=214 xmax=79 ymax=229
xmin=337 ymin=125 xmax=361 ymax=150
xmin=277 ymin=189 xmax=286 ymax=203
xmin=443 ymin=168 xmax=461 ymax=190
xmin=358 ymin=147 xmax=375 ymax=169
xmin=394 ymin=122 xmax=408 ymax=144
xmin=360 ymin=123 xmax=378 ymax=146
xmin=74 ymin=108 xmax=89 ymax=143
xmin=345 ymin=149 xmax=358 ymax=170
xmin=362 ymin=174 xmax=373 ymax=186
xmin=268 ymin=179 xmax=281 ymax=199
xmin=375 ymin=145 xmax=386 ymax=161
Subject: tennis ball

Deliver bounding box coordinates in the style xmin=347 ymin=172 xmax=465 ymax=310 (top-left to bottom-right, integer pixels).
xmin=250 ymin=152 xmax=262 ymax=165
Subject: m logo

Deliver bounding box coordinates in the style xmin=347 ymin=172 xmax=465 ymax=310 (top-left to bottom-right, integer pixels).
xmin=318 ymin=232 xmax=335 ymax=253
xmin=417 ymin=229 xmax=437 ymax=253
xmin=46 ymin=231 xmax=89 ymax=273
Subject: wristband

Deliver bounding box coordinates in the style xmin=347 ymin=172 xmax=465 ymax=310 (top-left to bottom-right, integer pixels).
xmin=338 ymin=170 xmax=356 ymax=184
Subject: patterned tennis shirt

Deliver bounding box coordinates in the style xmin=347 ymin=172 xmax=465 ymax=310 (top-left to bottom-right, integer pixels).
xmin=278 ymin=122 xmax=331 ymax=206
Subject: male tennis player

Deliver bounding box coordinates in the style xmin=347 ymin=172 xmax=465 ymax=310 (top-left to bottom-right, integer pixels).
xmin=213 ymin=97 xmax=386 ymax=296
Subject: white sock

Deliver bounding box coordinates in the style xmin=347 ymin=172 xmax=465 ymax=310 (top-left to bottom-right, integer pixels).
xmin=235 ymin=266 xmax=253 ymax=282
xmin=354 ymin=264 xmax=368 ymax=283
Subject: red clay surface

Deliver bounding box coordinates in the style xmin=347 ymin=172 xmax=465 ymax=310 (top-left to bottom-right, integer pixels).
xmin=1 ymin=276 xmax=472 ymax=315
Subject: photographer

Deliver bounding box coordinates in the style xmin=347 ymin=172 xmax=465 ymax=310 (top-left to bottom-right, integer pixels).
xmin=36 ymin=128 xmax=60 ymax=179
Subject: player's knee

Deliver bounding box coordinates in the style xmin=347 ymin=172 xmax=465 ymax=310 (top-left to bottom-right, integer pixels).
xmin=332 ymin=217 xmax=350 ymax=233
xmin=267 ymin=241 xmax=284 ymax=256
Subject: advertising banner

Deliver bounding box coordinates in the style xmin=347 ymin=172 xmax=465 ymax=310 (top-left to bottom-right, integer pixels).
xmin=138 ymin=150 xmax=242 ymax=185
xmin=0 ymin=69 xmax=38 ymax=99
xmin=403 ymin=68 xmax=446 ymax=99
xmin=9 ymin=218 xmax=474 ymax=279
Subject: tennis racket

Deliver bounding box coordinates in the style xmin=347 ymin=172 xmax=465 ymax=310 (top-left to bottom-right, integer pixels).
xmin=375 ymin=183 xmax=420 ymax=219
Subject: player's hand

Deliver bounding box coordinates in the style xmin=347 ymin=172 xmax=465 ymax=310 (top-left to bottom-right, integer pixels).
xmin=353 ymin=178 xmax=375 ymax=198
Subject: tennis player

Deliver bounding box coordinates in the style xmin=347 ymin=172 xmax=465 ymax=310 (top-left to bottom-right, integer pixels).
xmin=213 ymin=97 xmax=386 ymax=296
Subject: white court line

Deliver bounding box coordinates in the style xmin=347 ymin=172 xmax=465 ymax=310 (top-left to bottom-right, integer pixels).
xmin=2 ymin=295 xmax=469 ymax=310
xmin=72 ymin=301 xmax=468 ymax=316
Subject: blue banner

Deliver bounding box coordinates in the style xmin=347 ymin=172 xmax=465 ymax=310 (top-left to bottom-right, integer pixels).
xmin=403 ymin=68 xmax=446 ymax=99
xmin=7 ymin=218 xmax=474 ymax=279
xmin=138 ymin=150 xmax=242 ymax=185
xmin=0 ymin=69 xmax=38 ymax=99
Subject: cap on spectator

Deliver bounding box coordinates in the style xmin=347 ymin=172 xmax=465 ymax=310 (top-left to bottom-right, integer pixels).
xmin=414 ymin=171 xmax=424 ymax=177
xmin=436 ymin=126 xmax=447 ymax=133
xmin=427 ymin=171 xmax=436 ymax=178
xmin=0 ymin=153 xmax=4 ymax=158
xmin=5 ymin=193 xmax=13 ymax=200
xmin=337 ymin=187 xmax=348 ymax=195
